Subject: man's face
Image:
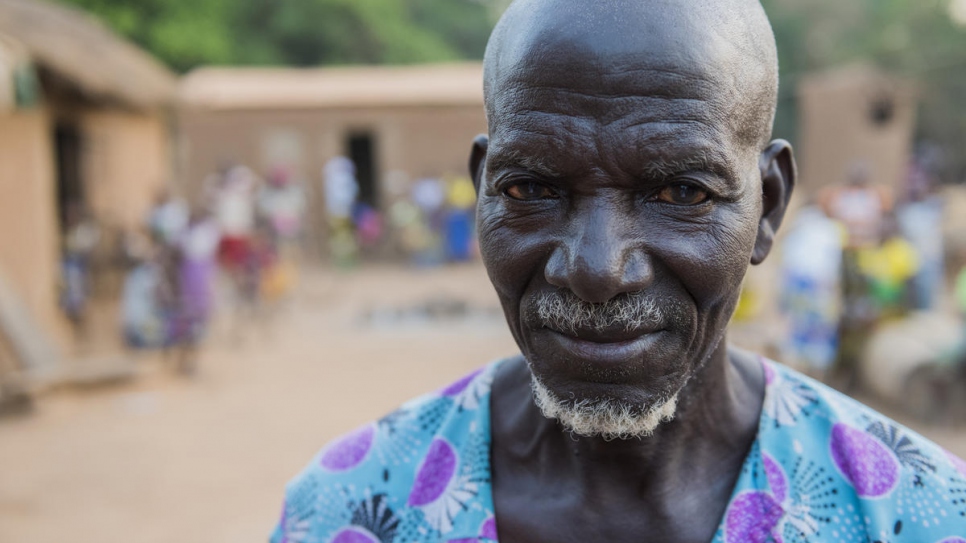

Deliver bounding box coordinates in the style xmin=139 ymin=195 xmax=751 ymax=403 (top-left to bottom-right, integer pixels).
xmin=476 ymin=51 xmax=767 ymax=412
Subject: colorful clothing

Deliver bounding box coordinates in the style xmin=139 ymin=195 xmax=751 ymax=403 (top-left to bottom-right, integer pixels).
xmin=856 ymin=236 xmax=920 ymax=313
xmin=172 ymin=218 xmax=220 ymax=343
xmin=780 ymin=206 xmax=843 ymax=371
xmin=897 ymin=197 xmax=944 ymax=310
xmin=271 ymin=359 xmax=966 ymax=542
xmin=121 ymin=263 xmax=166 ymax=348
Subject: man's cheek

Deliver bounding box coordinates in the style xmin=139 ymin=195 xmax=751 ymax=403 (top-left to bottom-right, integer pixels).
xmin=479 ymin=226 xmax=538 ymax=299
xmin=480 ymin=209 xmax=555 ymax=271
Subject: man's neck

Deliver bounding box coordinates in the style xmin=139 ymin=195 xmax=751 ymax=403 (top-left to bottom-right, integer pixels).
xmin=489 ymin=342 xmax=766 ymax=538
xmin=568 ymin=344 xmax=764 ymax=487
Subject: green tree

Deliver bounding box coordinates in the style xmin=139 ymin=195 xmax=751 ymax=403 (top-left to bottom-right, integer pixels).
xmin=231 ymin=0 xmax=453 ymax=66
xmin=57 ymin=0 xmax=495 ymax=70
xmin=58 ymin=0 xmax=236 ymax=71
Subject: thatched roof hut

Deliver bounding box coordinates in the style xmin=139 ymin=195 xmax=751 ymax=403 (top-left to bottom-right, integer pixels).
xmin=0 ymin=0 xmax=177 ymax=380
xmin=0 ymin=0 xmax=176 ymax=109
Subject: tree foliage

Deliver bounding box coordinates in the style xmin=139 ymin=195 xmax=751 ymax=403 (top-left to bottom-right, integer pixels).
xmin=59 ymin=0 xmax=236 ymax=70
xmin=56 ymin=0 xmax=494 ymax=71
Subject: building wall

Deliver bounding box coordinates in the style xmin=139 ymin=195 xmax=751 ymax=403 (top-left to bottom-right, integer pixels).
xmin=81 ymin=111 xmax=170 ymax=230
xmin=0 ymin=107 xmax=171 ymax=361
xmin=178 ymin=104 xmax=486 ymax=257
xmin=798 ymin=67 xmax=916 ymax=195
xmin=0 ymin=107 xmax=68 ymax=349
xmin=178 ymin=104 xmax=485 ymax=200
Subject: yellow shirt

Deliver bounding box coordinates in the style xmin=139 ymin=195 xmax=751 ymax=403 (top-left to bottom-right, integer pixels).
xmin=856 ymin=237 xmax=919 ymax=287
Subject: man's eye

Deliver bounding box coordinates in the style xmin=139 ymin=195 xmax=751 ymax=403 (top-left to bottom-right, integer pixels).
xmin=655 ymin=184 xmax=709 ymax=206
xmin=504 ymin=181 xmax=556 ymax=201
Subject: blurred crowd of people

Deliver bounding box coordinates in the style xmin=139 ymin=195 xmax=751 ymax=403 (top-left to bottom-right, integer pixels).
xmin=778 ymin=157 xmax=966 ymax=389
xmin=57 ymin=156 xmax=481 ymax=373
xmin=323 ymin=157 xmax=478 ymax=267
xmin=123 ymin=163 xmax=305 ymax=373
xmin=57 ymin=162 xmax=307 ymax=374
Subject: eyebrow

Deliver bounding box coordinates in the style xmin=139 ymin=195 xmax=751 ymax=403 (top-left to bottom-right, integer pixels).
xmin=488 ymin=147 xmax=737 ymax=184
xmin=640 ymin=152 xmax=726 ymax=179
xmin=487 ymin=148 xmax=561 ymax=179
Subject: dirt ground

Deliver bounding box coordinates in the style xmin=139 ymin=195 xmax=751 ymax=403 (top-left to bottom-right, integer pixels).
xmin=1 ymin=263 xmax=964 ymax=543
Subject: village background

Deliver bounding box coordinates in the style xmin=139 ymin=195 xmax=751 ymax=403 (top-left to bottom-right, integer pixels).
xmin=2 ymin=0 xmax=966 ymax=541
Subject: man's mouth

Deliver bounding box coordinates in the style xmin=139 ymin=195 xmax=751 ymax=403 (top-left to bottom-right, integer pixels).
xmin=542 ymin=325 xmax=666 ymax=364
xmin=544 ymin=323 xmax=663 ymax=343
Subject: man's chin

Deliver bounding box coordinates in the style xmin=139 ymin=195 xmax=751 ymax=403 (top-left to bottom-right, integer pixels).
xmin=530 ymin=376 xmax=679 ymax=441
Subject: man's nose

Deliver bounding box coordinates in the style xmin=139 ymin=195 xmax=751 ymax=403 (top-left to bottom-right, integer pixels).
xmin=544 ymin=205 xmax=653 ymax=303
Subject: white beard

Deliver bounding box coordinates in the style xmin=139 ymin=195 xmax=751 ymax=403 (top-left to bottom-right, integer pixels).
xmin=530 ymin=377 xmax=679 ymax=440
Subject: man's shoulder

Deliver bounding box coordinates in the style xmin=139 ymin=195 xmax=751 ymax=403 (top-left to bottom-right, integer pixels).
xmin=761 ymin=360 xmax=961 ymax=470
xmin=273 ymin=364 xmax=500 ymax=543
xmin=762 ymin=360 xmax=944 ymax=446
xmin=744 ymin=359 xmax=966 ymax=540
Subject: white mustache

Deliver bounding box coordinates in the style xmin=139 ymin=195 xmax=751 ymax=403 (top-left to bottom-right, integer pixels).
xmin=533 ymin=289 xmax=666 ymax=334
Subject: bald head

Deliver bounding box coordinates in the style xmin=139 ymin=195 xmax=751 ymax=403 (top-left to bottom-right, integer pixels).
xmin=484 ymin=0 xmax=779 ymax=148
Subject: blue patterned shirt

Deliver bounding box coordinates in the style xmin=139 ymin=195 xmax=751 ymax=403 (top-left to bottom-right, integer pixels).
xmin=271 ymin=358 xmax=966 ymax=542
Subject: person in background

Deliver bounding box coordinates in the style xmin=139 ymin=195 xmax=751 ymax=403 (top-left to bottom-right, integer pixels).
xmin=61 ymin=203 xmax=100 ymax=341
xmin=169 ymin=207 xmax=221 ymax=374
xmin=256 ymin=166 xmax=306 ymax=300
xmin=352 ymin=203 xmax=384 ymax=254
xmin=214 ymin=165 xmax=258 ymax=275
xmin=411 ymin=175 xmax=445 ymax=226
xmin=442 ymin=175 xmax=477 ymax=262
xmin=820 ymin=162 xmax=894 ymax=385
xmin=147 ymin=188 xmax=188 ymax=247
xmin=257 ymin=166 xmax=306 ymax=250
xmin=322 ymin=156 xmax=360 ymax=266
xmin=410 ymin=175 xmax=446 ymax=265
xmin=120 ymin=232 xmax=164 ymax=350
xmin=388 ymin=194 xmax=427 ymax=263
xmin=820 ymin=161 xmax=893 ymax=250
xmin=856 ymin=215 xmax=920 ymax=321
xmin=779 ymin=204 xmax=844 ymax=377
xmin=897 ymin=160 xmax=944 ymax=310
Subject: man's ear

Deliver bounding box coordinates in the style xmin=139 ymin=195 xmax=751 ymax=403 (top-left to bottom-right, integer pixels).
xmin=752 ymin=139 xmax=796 ymax=265
xmin=469 ymin=134 xmax=488 ymax=195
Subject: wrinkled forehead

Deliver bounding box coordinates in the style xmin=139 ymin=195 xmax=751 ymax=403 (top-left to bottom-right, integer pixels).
xmin=484 ymin=0 xmax=775 ymax=152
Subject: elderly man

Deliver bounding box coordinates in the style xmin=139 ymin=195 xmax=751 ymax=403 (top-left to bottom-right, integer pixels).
xmin=271 ymin=1 xmax=966 ymax=541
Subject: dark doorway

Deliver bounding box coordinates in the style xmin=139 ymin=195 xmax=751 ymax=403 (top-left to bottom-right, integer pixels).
xmin=346 ymin=131 xmax=378 ymax=208
xmin=54 ymin=121 xmax=84 ymax=233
